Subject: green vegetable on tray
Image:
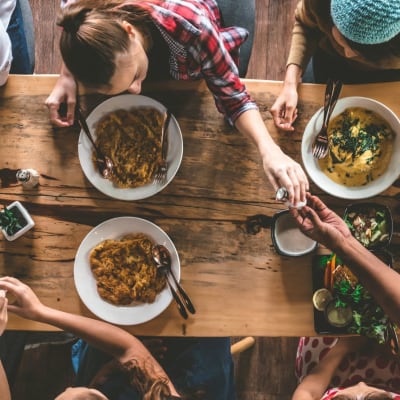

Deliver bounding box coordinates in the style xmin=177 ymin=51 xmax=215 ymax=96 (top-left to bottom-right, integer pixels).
xmin=333 ymin=278 xmax=389 ymax=344
xmin=317 ymin=254 xmax=393 ymax=344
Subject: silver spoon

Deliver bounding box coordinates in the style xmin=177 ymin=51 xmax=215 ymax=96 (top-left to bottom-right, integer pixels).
xmin=152 ymin=244 xmax=196 ymax=315
xmin=76 ymin=108 xmax=114 ymax=179
xmin=153 ymin=252 xmax=188 ymax=319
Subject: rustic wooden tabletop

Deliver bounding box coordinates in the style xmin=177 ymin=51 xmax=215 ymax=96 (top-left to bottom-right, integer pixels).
xmin=0 ymin=76 xmax=399 ymax=336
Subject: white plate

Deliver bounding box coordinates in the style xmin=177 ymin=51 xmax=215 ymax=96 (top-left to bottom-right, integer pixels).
xmin=74 ymin=217 xmax=180 ymax=325
xmin=302 ymin=96 xmax=400 ymax=200
xmin=78 ymin=94 xmax=183 ymax=200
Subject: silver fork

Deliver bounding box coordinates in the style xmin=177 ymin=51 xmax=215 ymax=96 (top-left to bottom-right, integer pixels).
xmin=312 ymin=78 xmax=343 ymax=159
xmin=154 ymin=110 xmax=172 ymax=185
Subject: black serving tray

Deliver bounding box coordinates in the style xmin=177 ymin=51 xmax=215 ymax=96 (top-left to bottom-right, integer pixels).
xmin=312 ymin=251 xmax=393 ymax=335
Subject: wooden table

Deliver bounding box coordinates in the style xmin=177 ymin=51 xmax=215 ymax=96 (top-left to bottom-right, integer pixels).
xmin=0 ymin=76 xmax=399 ymax=336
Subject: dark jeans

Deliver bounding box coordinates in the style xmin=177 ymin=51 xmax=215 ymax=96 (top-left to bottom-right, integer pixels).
xmin=303 ymin=47 xmax=400 ymax=84
xmin=0 ymin=331 xmax=28 ymax=387
xmin=7 ymin=0 xmax=33 ymax=74
xmin=73 ymin=337 xmax=236 ymax=400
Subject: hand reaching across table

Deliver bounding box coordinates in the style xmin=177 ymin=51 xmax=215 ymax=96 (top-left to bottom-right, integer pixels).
xmin=289 ymin=193 xmax=352 ymax=249
xmin=290 ymin=193 xmax=400 ymax=327
xmin=46 ymin=0 xmax=309 ymax=206
xmin=0 ymin=276 xmax=236 ymax=399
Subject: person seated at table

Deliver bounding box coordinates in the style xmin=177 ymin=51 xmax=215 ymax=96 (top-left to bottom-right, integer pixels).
xmin=0 ymin=0 xmax=34 ymax=86
xmin=46 ymin=0 xmax=309 ymax=207
xmin=289 ymin=193 xmax=400 ymax=400
xmin=0 ymin=276 xmax=236 ymax=400
xmin=292 ymin=335 xmax=400 ymax=400
xmin=271 ymin=0 xmax=400 ymax=131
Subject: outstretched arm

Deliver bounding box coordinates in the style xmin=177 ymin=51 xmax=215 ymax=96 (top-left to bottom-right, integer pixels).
xmin=235 ymin=109 xmax=309 ymax=206
xmin=0 ymin=277 xmax=179 ymax=396
xmin=0 ymin=291 xmax=11 ymax=400
xmin=292 ymin=337 xmax=367 ymax=400
xmin=290 ymin=193 xmax=400 ymax=325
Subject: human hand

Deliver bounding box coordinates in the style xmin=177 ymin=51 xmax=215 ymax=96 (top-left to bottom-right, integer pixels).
xmin=45 ymin=72 xmax=77 ymax=127
xmin=262 ymin=147 xmax=309 ymax=205
xmin=0 ymin=290 xmax=8 ymax=336
xmin=0 ymin=277 xmax=46 ymax=321
xmin=290 ymin=193 xmax=352 ymax=250
xmin=270 ymin=83 xmax=298 ymax=131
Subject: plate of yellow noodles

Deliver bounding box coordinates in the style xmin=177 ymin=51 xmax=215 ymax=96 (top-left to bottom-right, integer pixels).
xmin=74 ymin=216 xmax=180 ymax=325
xmin=78 ymin=94 xmax=183 ymax=200
xmin=302 ymin=96 xmax=400 ymax=199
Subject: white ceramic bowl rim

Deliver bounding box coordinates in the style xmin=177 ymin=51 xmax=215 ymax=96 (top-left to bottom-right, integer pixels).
xmin=302 ymin=96 xmax=400 ymax=200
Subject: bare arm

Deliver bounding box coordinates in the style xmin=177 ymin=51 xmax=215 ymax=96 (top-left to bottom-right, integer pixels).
xmin=290 ymin=193 xmax=400 ymax=325
xmin=0 ymin=277 xmax=179 ymax=396
xmin=332 ymin=235 xmax=400 ymax=326
xmin=292 ymin=337 xmax=366 ymax=400
xmin=0 ymin=292 xmax=11 ymax=400
xmin=235 ymin=109 xmax=309 ymax=205
xmin=0 ymin=361 xmax=11 ymax=400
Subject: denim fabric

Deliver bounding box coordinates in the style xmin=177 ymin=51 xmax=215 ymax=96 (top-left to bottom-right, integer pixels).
xmin=161 ymin=337 xmax=236 ymax=400
xmin=72 ymin=337 xmax=236 ymax=400
xmin=0 ymin=331 xmax=28 ymax=387
xmin=7 ymin=0 xmax=33 ymax=74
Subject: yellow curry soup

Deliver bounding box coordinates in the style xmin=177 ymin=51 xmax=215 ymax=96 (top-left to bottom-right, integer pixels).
xmin=318 ymin=107 xmax=394 ymax=186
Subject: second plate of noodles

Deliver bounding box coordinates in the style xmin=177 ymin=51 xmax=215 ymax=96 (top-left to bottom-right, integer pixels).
xmin=74 ymin=216 xmax=180 ymax=325
xmin=78 ymin=94 xmax=183 ymax=200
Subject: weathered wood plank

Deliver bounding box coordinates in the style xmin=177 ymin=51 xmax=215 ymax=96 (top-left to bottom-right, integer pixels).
xmin=1 ymin=77 xmax=400 ymax=337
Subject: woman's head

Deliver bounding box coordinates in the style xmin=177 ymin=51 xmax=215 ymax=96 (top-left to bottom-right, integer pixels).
xmin=331 ymin=381 xmax=396 ymax=399
xmin=58 ymin=1 xmax=151 ymax=93
xmin=330 ymin=0 xmax=400 ymax=61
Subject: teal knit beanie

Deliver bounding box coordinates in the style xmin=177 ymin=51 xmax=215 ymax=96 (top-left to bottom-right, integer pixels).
xmin=331 ymin=0 xmax=400 ymax=45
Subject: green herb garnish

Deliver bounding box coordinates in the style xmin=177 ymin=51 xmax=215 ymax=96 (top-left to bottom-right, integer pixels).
xmin=333 ymin=279 xmax=389 ymax=344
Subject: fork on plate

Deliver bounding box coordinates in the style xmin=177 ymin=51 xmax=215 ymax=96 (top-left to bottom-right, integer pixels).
xmin=312 ymin=78 xmax=343 ymax=159
xmin=153 ymin=110 xmax=172 ymax=185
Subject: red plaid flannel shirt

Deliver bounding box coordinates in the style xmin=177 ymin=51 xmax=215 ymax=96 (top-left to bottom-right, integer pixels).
xmin=133 ymin=0 xmax=258 ymax=123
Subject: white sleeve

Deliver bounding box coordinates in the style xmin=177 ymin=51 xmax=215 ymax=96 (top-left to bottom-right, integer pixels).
xmin=0 ymin=23 xmax=12 ymax=86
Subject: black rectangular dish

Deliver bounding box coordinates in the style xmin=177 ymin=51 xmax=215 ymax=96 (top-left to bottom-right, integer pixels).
xmin=312 ymin=252 xmax=393 ymax=340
